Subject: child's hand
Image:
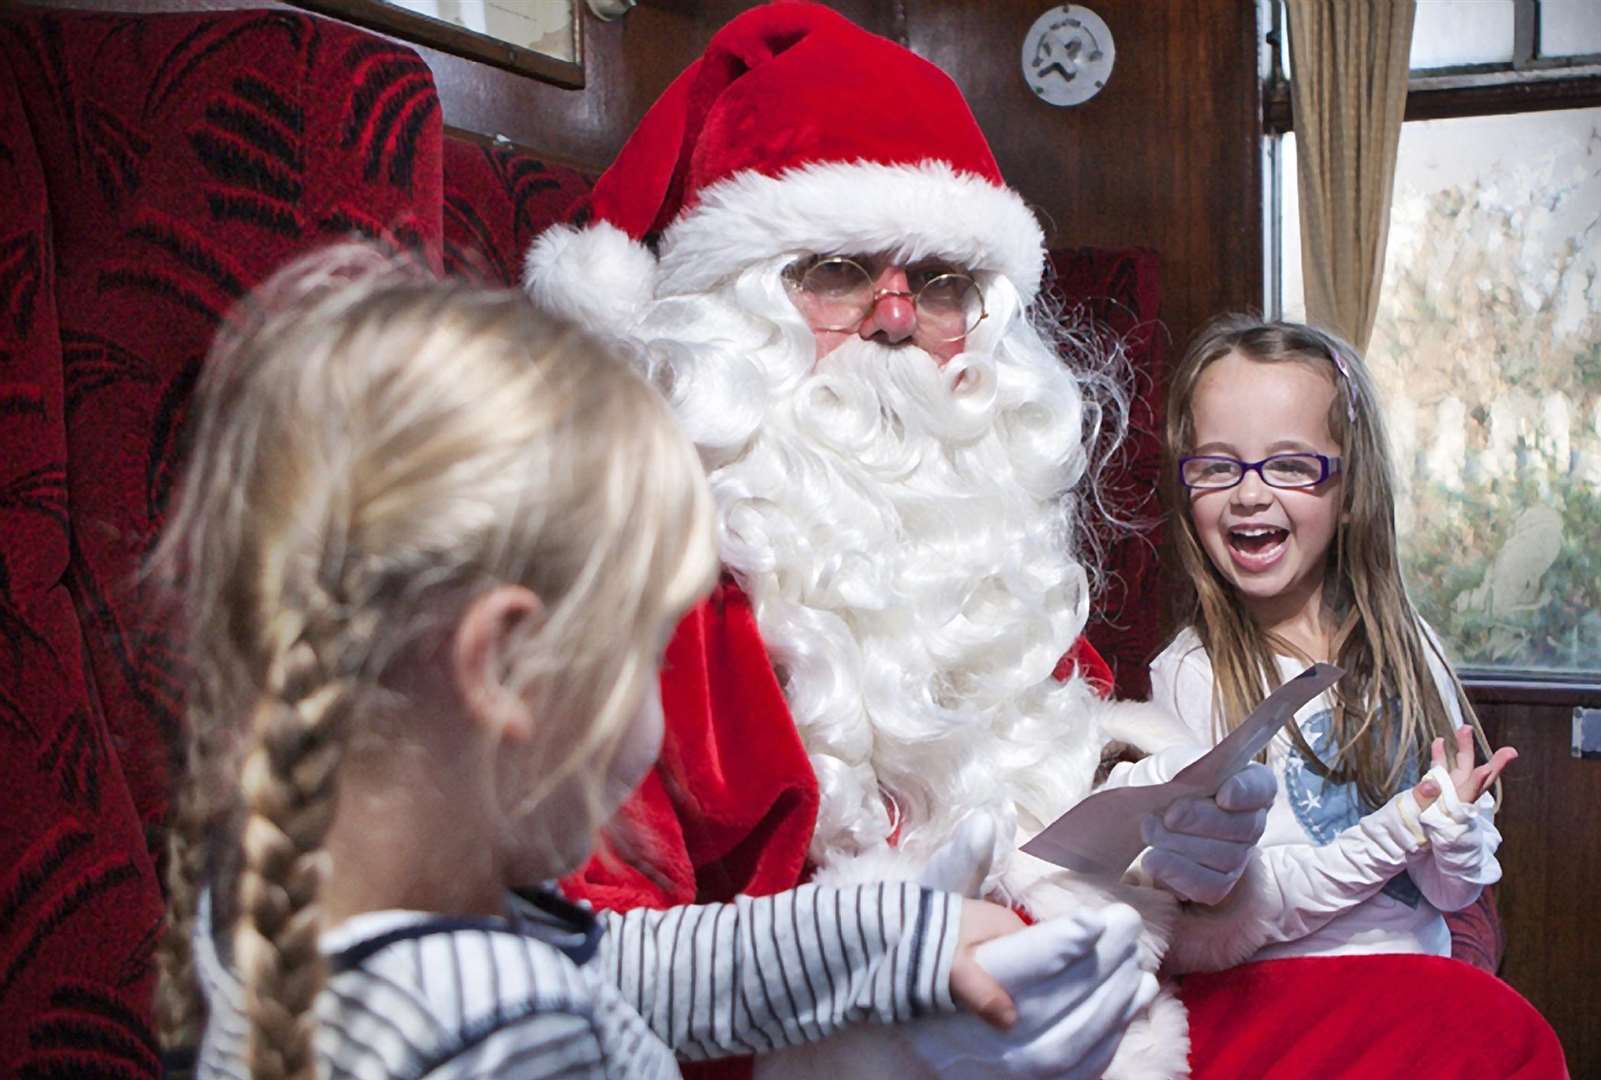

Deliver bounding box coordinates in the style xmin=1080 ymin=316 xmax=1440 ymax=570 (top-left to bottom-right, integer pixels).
xmin=1413 ymin=726 xmax=1518 ymax=810
xmin=951 ymin=899 xmax=1025 ymax=1029
xmin=921 ymin=815 xmax=1025 ymax=1029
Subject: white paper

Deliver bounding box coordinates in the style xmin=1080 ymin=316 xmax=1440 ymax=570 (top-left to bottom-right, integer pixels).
xmin=1019 ymin=662 xmax=1344 ymax=879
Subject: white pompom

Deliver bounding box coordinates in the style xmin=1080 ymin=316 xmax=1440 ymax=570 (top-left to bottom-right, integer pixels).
xmin=522 ymin=220 xmax=657 ymax=335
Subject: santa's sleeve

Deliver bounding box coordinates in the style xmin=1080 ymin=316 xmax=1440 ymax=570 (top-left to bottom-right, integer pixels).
xmin=562 ymin=576 xmax=820 ymax=911
xmin=1052 ymin=634 xmax=1114 ymax=695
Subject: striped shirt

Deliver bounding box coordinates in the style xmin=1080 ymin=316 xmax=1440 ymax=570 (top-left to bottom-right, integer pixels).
xmin=194 ymin=882 xmax=961 ymax=1078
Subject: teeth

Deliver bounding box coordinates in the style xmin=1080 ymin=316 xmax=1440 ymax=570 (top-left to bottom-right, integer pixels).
xmin=1232 ymin=526 xmax=1283 ymax=538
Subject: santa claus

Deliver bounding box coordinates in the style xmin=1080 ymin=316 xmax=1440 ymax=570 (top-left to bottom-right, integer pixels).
xmin=526 ymin=4 xmax=1568 ymax=1078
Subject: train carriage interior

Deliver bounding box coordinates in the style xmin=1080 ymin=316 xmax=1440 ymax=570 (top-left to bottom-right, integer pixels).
xmin=1 ymin=0 xmax=1597 ymax=1076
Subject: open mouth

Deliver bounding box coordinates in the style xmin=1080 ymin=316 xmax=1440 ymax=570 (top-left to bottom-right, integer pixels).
xmin=1229 ymin=525 xmax=1289 ymax=555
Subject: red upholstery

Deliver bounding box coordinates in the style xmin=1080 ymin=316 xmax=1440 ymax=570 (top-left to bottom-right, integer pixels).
xmin=1 ymin=32 xmax=167 ymax=1078
xmin=443 ymin=137 xmax=594 ymax=286
xmin=0 ymin=7 xmax=447 ymax=1072
xmin=1049 ymin=247 xmax=1166 ymax=704
xmin=1448 ymin=881 xmax=1507 ymax=972
xmin=2 ymin=0 xmax=445 ymax=845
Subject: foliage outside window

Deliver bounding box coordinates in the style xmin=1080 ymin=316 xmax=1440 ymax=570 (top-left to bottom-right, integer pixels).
xmin=1275 ymin=0 xmax=1601 ymax=676
xmin=1365 ymin=109 xmax=1601 ymax=675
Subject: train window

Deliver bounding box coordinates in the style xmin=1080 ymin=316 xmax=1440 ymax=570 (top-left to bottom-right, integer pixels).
xmin=1270 ymin=0 xmax=1601 ymax=675
xmin=1410 ymin=0 xmax=1517 ymax=69
xmin=1543 ymin=0 xmax=1601 ymax=59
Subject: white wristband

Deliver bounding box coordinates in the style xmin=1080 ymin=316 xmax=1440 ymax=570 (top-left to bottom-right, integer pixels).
xmin=1396 ymin=788 xmax=1430 ymax=848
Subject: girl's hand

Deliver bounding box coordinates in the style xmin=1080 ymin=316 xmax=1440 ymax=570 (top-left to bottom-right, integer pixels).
xmin=951 ymin=898 xmax=1025 ymax=1029
xmin=1413 ymin=726 xmax=1518 ymax=810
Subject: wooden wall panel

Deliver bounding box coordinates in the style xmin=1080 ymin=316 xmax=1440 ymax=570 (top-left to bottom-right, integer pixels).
xmin=1474 ymin=698 xmax=1601 ymax=1077
xmin=907 ymin=0 xmax=1264 ymax=359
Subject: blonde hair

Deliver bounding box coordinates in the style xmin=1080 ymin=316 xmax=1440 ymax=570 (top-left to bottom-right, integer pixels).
xmin=1163 ymin=315 xmax=1492 ymax=810
xmin=150 ymin=245 xmax=717 ymax=1077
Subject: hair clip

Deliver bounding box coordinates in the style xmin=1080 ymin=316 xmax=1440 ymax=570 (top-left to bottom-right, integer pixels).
xmin=1328 ymin=350 xmax=1359 ymax=424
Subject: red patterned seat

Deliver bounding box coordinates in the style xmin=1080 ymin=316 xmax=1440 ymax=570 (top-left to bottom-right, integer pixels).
xmin=442 ymin=136 xmax=594 ymax=286
xmin=1049 ymin=246 xmax=1165 ymax=703
xmin=0 ymin=8 xmax=448 ymax=1072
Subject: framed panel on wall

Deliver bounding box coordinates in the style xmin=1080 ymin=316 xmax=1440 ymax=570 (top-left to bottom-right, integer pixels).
xmin=291 ymin=0 xmax=584 ymax=87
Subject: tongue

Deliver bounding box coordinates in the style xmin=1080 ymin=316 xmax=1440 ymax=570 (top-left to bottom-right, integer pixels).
xmin=1233 ymin=529 xmax=1286 ymax=553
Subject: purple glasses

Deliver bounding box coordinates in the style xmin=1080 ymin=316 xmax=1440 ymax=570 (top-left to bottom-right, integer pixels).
xmin=1179 ymin=452 xmax=1343 ymax=491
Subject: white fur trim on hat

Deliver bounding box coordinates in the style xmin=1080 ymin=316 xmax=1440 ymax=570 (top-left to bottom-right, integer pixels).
xmin=657 ymin=160 xmax=1046 ymax=301
xmin=523 ymin=220 xmax=657 ymax=336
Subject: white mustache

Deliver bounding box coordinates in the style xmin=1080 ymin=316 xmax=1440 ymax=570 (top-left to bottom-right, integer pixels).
xmin=794 ymin=337 xmax=1001 ymax=466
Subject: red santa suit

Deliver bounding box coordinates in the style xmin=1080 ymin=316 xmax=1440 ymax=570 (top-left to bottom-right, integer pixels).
xmin=532 ymin=4 xmax=1567 ymax=1077
xmin=561 ymin=585 xmax=1565 ymax=1080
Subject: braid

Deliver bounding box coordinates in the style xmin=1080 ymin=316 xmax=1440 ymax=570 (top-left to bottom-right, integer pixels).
xmin=154 ymin=715 xmax=214 ymax=1052
xmin=235 ymin=607 xmax=355 ymax=1080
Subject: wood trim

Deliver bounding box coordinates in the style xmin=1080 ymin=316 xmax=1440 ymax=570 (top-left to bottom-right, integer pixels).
xmin=1462 ymin=675 xmax=1601 ymax=708
xmin=441 ymin=125 xmax=598 ymax=176
xmin=1264 ymin=67 xmax=1601 ymax=134
xmin=289 ymin=0 xmax=585 ymax=88
xmin=1476 ymin=698 xmax=1601 ymax=1074
xmin=1403 ymin=70 xmax=1601 ymax=122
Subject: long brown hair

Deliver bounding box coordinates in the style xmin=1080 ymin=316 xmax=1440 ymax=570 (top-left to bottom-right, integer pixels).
xmin=151 ymin=245 xmax=717 ymax=1077
xmin=1162 ymin=315 xmax=1492 ymax=809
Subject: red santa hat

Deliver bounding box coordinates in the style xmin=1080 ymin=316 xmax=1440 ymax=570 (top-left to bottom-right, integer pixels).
xmin=524 ymin=0 xmax=1045 ymax=334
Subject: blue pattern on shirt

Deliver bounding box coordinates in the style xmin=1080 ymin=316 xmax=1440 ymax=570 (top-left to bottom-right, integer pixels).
xmin=1283 ymin=706 xmax=1422 ymax=908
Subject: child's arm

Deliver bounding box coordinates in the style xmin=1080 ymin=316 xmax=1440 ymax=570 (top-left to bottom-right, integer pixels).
xmin=594 ymin=883 xmax=1011 ymax=1061
xmin=1166 ymin=735 xmax=1516 ymax=973
xmin=1163 ymin=787 xmax=1429 ymax=973
xmin=1404 ymin=727 xmax=1516 ymax=913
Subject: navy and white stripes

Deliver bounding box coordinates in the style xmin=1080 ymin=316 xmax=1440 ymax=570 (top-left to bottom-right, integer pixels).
xmin=194 ymin=882 xmax=961 ymax=1078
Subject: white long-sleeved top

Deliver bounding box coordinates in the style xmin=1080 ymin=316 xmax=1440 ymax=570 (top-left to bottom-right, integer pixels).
xmin=193 ymin=882 xmax=961 ymax=1079
xmin=1138 ymin=626 xmax=1502 ymax=966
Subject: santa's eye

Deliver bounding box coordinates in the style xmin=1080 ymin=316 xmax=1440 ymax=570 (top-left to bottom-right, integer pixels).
xmin=794 ymin=257 xmax=873 ymax=299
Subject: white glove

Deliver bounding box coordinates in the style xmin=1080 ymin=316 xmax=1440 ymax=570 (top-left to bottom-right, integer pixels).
xmin=920 ymin=813 xmax=999 ymax=899
xmin=904 ymin=817 xmax=1157 ymax=1078
xmin=904 ymin=905 xmax=1157 ymax=1078
xmin=1139 ymin=761 xmax=1276 ymax=905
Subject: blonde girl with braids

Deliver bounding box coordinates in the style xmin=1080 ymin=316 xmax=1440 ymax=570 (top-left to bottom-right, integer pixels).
xmin=1147 ymin=316 xmax=1518 ymax=972
xmin=149 ymin=246 xmax=1135 ymax=1079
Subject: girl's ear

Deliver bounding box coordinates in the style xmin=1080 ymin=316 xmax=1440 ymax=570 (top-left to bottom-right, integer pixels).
xmin=452 ymin=585 xmax=543 ymax=741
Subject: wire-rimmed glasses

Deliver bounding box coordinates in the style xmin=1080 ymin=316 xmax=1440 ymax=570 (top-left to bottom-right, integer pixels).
xmin=1179 ymin=452 xmax=1342 ymax=491
xmin=783 ymin=255 xmax=987 ymax=343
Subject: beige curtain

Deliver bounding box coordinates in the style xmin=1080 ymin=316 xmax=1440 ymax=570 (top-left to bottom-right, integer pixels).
xmin=1286 ymin=0 xmax=1415 ymax=351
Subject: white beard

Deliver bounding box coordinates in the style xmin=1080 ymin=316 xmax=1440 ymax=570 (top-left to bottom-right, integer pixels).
xmin=642 ymin=264 xmax=1108 ymax=879
xmin=639 ymin=267 xmax=1189 ymax=1078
